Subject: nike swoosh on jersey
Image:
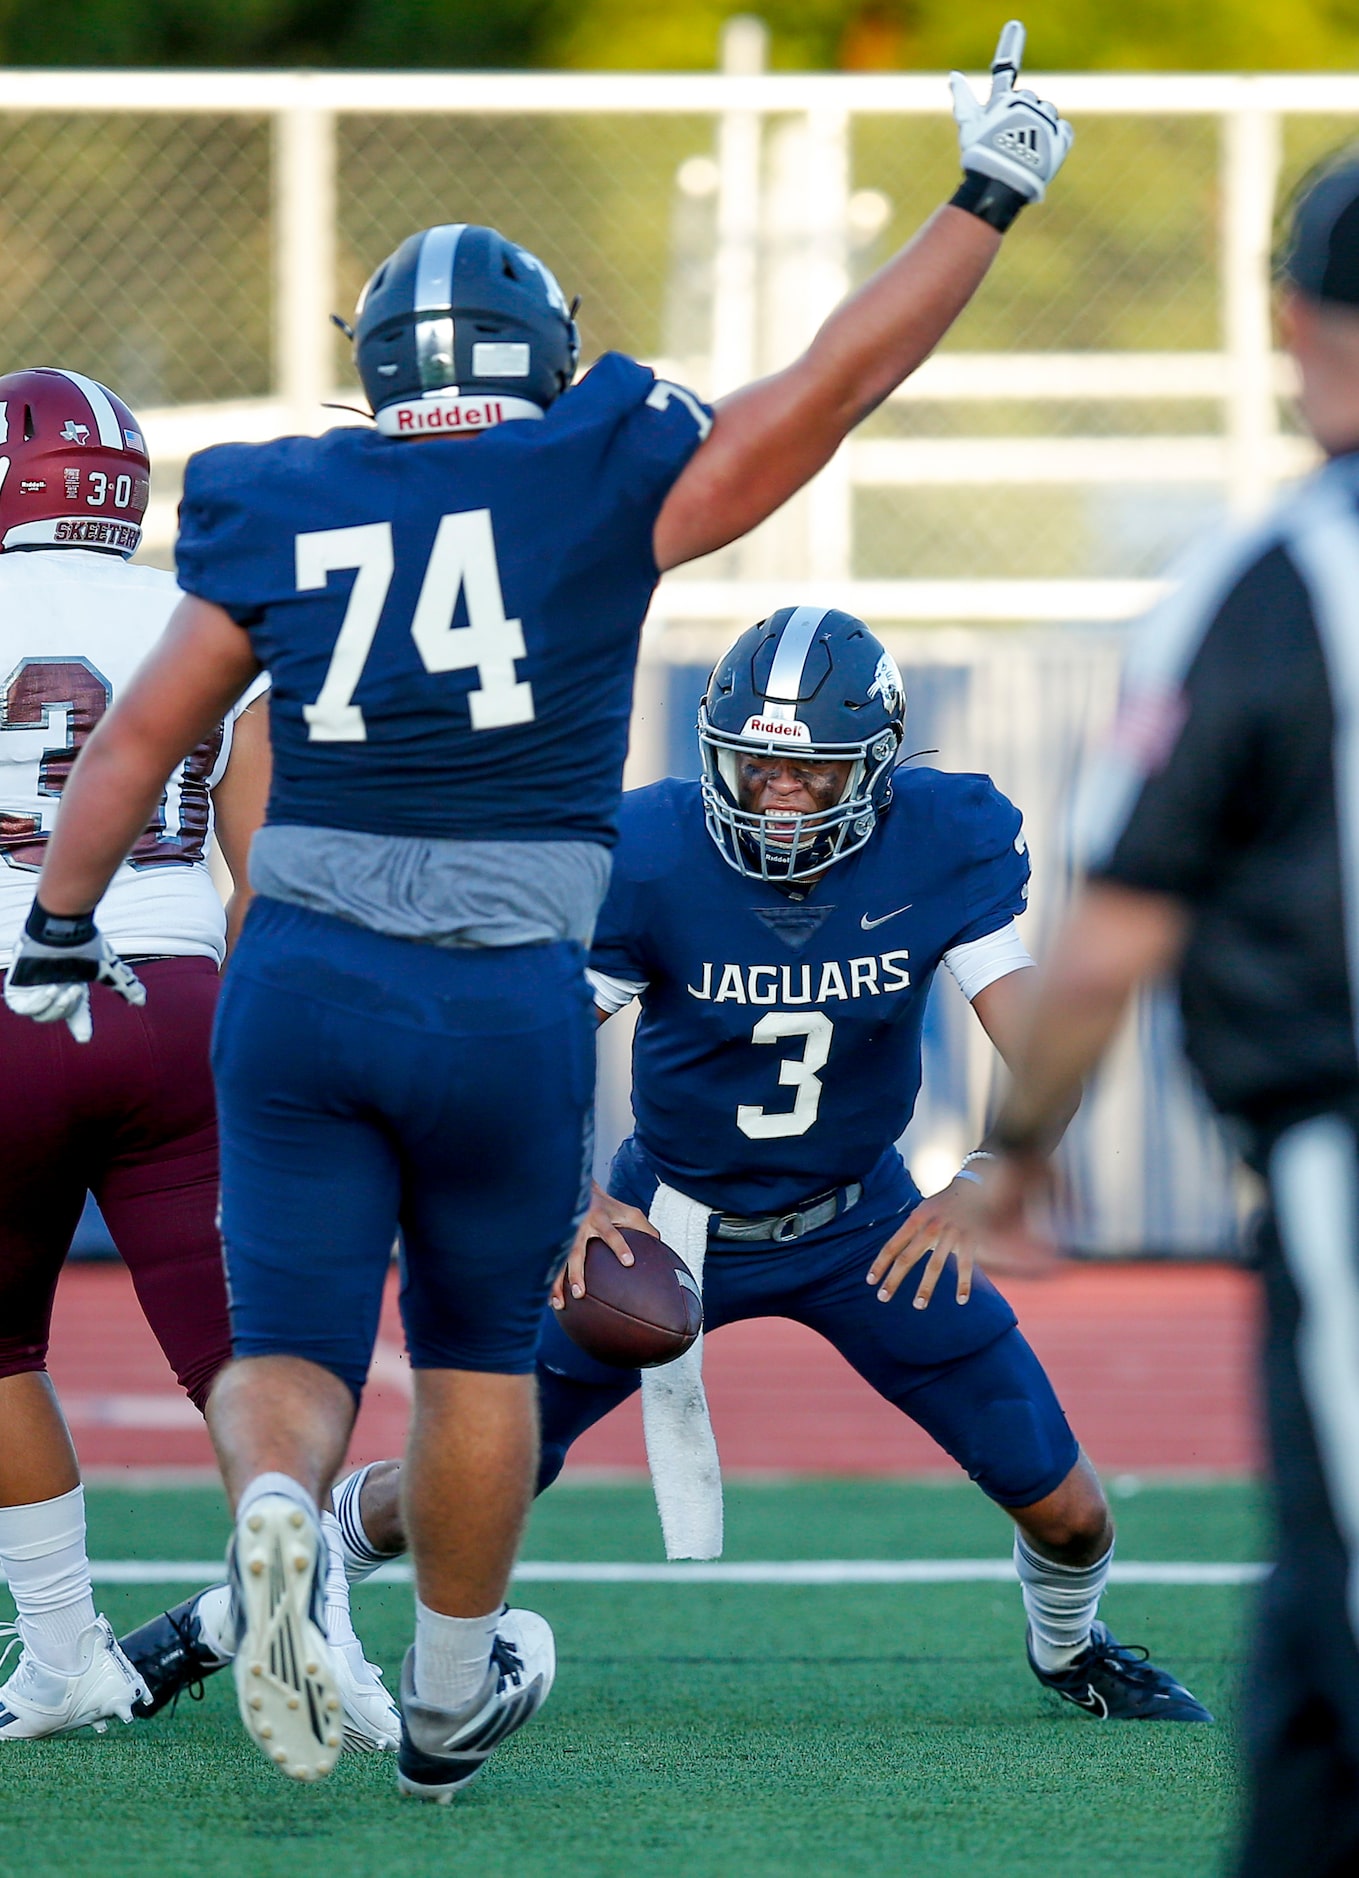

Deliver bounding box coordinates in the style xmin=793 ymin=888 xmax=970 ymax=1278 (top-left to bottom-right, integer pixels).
xmin=860 ymin=904 xmax=912 ymax=930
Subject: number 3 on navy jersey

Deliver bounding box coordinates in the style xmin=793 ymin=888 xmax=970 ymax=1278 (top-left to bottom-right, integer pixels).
xmin=737 ymin=1012 xmax=833 ymax=1139
xmin=298 ymin=509 xmax=534 ymax=742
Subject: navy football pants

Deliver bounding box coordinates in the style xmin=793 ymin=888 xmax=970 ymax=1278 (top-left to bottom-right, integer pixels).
xmin=213 ymin=897 xmax=595 ymax=1395
xmin=536 ymin=1139 xmax=1079 ymax=1509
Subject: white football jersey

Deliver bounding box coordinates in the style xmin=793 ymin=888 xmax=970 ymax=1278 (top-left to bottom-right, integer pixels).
xmin=0 ymin=548 xmax=262 ymax=968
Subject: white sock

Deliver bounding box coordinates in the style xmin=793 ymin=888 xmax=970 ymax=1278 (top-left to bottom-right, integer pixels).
xmin=412 ymin=1599 xmax=499 ymax=1711
xmin=332 ymin=1465 xmax=400 ymax=1584
xmin=236 ymin=1472 xmax=319 ymax=1535
xmin=0 ymin=1486 xmax=99 ymax=1673
xmin=320 ymin=1511 xmax=362 ymax=1656
xmin=1015 ymin=1532 xmax=1113 ymax=1671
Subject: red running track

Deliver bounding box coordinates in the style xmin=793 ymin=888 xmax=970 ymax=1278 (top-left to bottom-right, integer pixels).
xmin=47 ymin=1261 xmax=1262 ymax=1480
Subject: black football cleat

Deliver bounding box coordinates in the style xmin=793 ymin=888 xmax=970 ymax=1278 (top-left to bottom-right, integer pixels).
xmin=120 ymin=1588 xmax=233 ymax=1719
xmin=1027 ymin=1621 xmax=1215 ymax=1723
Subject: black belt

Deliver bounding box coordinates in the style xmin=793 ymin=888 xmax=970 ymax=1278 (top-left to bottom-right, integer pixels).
xmin=711 ymin=1180 xmax=863 ymax=1247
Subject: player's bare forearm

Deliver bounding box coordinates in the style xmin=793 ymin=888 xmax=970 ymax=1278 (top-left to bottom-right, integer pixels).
xmin=34 ymin=595 xmax=260 ymax=918
xmin=970 ymin=966 xmax=1079 ymax=1145
xmin=988 ymin=883 xmax=1189 ymax=1156
xmin=214 ymin=696 xmax=272 ymax=955
xmin=654 ymin=207 xmax=999 ymax=570
xmin=798 ymin=206 xmax=1000 ymax=429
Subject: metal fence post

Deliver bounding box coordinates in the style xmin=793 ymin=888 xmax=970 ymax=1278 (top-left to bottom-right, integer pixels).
xmin=710 ymin=17 xmax=765 ymax=399
xmin=802 ymin=106 xmax=852 ymax=580
xmin=274 ymin=99 xmax=337 ymax=424
xmin=1222 ymin=100 xmax=1281 ymax=519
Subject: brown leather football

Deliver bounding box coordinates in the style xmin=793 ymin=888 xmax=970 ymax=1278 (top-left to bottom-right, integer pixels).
xmin=557 ymin=1228 xmax=703 ymax=1369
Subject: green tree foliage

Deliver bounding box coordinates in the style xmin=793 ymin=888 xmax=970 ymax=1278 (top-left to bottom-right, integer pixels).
xmin=551 ymin=0 xmax=1359 ymax=73
xmin=0 ymin=0 xmax=569 ymax=69
xmin=1 ymin=0 xmax=1358 ymax=70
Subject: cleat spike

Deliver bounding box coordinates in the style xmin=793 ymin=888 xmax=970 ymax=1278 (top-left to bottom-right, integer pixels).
xmin=261 ymin=1724 xmax=273 ymax=1739
xmin=289 ymin=1509 xmax=305 ymax=1529
xmin=247 ymin=1513 xmax=263 ymax=1532
xmin=250 ymin=1694 xmax=263 ymax=1710
xmin=273 ymin=1747 xmax=288 ymax=1765
xmin=249 ymin=1557 xmax=264 ymax=1576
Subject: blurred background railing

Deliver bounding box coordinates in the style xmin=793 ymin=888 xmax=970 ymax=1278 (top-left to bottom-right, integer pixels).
xmin=7 ymin=35 xmax=1344 ymax=1252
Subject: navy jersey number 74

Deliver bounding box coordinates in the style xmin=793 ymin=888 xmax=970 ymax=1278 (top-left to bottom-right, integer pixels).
xmin=174 ymin=354 xmax=711 ymax=847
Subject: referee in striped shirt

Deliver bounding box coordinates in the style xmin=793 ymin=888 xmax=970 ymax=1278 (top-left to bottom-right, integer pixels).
xmin=973 ymin=155 xmax=1359 ymax=1877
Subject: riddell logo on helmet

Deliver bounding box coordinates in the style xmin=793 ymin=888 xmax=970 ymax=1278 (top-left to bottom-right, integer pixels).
xmin=396 ymin=401 xmax=505 ymax=432
xmin=741 ymin=716 xmax=811 ymax=742
xmin=52 ymin=518 xmax=139 ymax=550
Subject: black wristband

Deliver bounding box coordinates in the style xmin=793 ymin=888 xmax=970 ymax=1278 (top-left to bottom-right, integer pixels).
xmin=950 ymin=172 xmax=1029 ymax=234
xmin=25 ymin=899 xmax=98 ymax=948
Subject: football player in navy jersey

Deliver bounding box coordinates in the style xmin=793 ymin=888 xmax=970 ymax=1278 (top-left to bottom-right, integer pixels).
xmin=524 ymin=605 xmax=1213 ymax=1725
xmin=4 ymin=26 xmax=1079 ymax=1794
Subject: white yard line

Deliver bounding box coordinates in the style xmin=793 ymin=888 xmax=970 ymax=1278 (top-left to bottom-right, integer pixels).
xmin=86 ymin=1559 xmax=1269 ymax=1587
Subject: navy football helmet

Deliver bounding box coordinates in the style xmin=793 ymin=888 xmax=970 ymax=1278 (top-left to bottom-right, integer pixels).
xmin=353 ymin=223 xmax=579 ymax=430
xmin=698 ymin=607 xmax=906 ymax=882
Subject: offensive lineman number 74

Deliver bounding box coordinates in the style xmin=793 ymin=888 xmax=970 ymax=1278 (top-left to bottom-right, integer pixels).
xmin=297 ymin=509 xmax=534 ymax=742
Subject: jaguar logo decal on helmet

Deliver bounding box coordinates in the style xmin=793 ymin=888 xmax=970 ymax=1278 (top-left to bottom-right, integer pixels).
xmin=698 ymin=606 xmax=907 ymax=883
xmin=868 ymin=651 xmax=904 ymax=714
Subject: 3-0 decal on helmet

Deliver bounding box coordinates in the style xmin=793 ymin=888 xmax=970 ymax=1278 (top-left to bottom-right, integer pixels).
xmin=0 ymin=369 xmax=150 ymax=558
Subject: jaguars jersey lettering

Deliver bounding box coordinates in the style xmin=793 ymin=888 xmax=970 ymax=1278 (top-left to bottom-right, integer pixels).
xmin=590 ymin=771 xmax=1029 ymax=1214
xmin=176 ymin=353 xmax=710 ymax=847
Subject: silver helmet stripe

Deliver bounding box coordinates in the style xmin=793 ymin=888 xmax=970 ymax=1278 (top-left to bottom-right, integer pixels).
xmin=414 ymin=224 xmax=465 ymax=392
xmin=414 ymin=223 xmax=465 ymax=310
xmin=52 ymin=369 xmax=124 ymax=449
xmin=764 ymin=606 xmax=831 ymax=707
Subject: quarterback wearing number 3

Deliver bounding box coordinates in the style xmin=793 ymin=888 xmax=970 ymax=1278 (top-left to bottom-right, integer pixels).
xmin=7 ymin=22 xmax=1088 ymax=1802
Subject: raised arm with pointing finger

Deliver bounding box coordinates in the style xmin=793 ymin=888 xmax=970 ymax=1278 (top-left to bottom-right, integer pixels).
xmin=654 ymin=21 xmax=1074 ymax=570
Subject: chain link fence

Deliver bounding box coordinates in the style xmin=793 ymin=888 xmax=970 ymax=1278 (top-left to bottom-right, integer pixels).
xmin=3 ymin=65 xmax=1352 ymax=1253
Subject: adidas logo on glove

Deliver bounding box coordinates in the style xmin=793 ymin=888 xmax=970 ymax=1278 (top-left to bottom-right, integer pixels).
xmin=994 ymin=125 xmax=1044 ymax=168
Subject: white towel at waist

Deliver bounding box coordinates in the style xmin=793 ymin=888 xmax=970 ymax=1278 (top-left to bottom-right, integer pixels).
xmin=640 ymin=1182 xmax=723 ymax=1561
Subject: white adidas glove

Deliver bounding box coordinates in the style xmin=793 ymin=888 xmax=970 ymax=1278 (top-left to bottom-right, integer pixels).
xmin=4 ymin=902 xmax=145 ymax=1044
xmin=950 ymin=21 xmax=1073 ymax=206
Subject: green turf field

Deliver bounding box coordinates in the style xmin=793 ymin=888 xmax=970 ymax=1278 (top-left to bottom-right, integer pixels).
xmin=0 ymin=1480 xmax=1259 ymax=1878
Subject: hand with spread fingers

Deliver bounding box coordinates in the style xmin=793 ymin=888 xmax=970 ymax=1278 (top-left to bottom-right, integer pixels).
xmin=867 ymin=1160 xmax=1059 ymax=1309
xmin=4 ymin=900 xmax=145 ymax=1044
xmin=550 ymin=1178 xmax=655 ymax=1309
xmin=950 ymin=20 xmax=1074 ymax=207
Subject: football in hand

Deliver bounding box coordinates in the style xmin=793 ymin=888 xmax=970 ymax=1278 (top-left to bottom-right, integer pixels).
xmin=557 ymin=1228 xmax=703 ymax=1369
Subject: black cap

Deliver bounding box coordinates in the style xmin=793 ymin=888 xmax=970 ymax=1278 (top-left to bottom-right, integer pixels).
xmin=1280 ymin=155 xmax=1359 ymax=308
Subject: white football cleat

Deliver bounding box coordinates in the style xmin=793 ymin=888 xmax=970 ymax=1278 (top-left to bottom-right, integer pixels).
xmin=229 ymin=1494 xmax=344 ymax=1782
xmin=397 ymin=1607 xmax=556 ymax=1802
xmin=0 ymin=1617 xmax=149 ymax=1739
xmin=333 ymin=1637 xmax=400 ymax=1751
